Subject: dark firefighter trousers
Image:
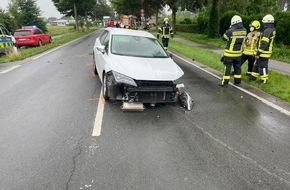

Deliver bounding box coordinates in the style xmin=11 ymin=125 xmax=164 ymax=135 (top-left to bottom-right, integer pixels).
xmin=242 ymin=54 xmax=255 ymax=74
xmin=251 ymin=57 xmax=269 ymax=83
xmin=221 ymin=57 xmax=242 ymax=85
xmin=162 ymin=37 xmax=169 ymax=49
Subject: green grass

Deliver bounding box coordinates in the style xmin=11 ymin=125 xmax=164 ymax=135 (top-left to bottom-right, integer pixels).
xmin=0 ymin=26 xmax=99 ymax=63
xmin=175 ymin=32 xmax=290 ymax=63
xmin=46 ymin=25 xmax=75 ymax=36
xmin=169 ymin=39 xmax=290 ymax=103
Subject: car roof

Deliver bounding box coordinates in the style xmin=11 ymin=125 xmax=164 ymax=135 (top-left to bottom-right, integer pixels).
xmin=106 ymin=28 xmax=155 ymax=38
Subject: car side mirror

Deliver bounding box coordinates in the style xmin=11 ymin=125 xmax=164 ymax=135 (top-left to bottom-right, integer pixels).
xmin=167 ymin=52 xmax=173 ymax=58
xmin=96 ymin=45 xmax=106 ymax=54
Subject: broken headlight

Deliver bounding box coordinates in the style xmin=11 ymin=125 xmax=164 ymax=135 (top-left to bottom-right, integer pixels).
xmin=112 ymin=71 xmax=137 ymax=87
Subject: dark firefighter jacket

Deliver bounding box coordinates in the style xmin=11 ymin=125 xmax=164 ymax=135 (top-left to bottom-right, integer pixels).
xmin=222 ymin=23 xmax=247 ymax=58
xmin=158 ymin=24 xmax=173 ymax=39
xmin=257 ymin=24 xmax=276 ymax=58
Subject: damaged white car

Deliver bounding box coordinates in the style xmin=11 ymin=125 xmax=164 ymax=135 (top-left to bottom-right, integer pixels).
xmin=93 ymin=28 xmax=193 ymax=111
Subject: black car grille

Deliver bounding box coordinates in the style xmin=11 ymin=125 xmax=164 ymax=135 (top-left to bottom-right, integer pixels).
xmin=135 ymin=80 xmax=175 ymax=88
xmin=125 ymin=80 xmax=178 ymax=103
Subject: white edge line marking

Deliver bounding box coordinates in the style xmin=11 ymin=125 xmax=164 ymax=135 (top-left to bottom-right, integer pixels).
xmin=92 ymin=90 xmax=105 ymax=137
xmin=0 ymin=65 xmax=21 ymax=74
xmin=171 ymin=52 xmax=290 ymax=116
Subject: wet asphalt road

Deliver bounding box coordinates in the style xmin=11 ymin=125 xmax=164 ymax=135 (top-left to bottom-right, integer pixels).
xmin=0 ymin=30 xmax=290 ymax=190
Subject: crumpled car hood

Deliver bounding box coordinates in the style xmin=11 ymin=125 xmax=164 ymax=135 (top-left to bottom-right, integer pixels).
xmin=107 ymin=55 xmax=184 ymax=81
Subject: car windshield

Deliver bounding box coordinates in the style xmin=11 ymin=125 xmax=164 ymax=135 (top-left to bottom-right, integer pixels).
xmin=14 ymin=30 xmax=32 ymax=36
xmin=111 ymin=35 xmax=168 ymax=58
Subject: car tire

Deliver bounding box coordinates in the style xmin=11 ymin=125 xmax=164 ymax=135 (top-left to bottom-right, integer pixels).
xmin=102 ymin=73 xmax=110 ymax=100
xmin=38 ymin=40 xmax=42 ymax=47
xmin=93 ymin=53 xmax=98 ymax=75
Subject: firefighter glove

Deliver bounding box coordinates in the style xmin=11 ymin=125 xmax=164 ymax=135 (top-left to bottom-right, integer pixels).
xmin=220 ymin=56 xmax=224 ymax=62
xmin=157 ymin=33 xmax=160 ymax=39
xmin=171 ymin=34 xmax=174 ymax=39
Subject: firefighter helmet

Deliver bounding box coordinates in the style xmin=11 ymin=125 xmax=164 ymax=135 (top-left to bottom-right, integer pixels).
xmin=164 ymin=18 xmax=169 ymax=22
xmin=250 ymin=20 xmax=260 ymax=29
xmin=231 ymin=15 xmax=242 ymax=25
xmin=262 ymin=14 xmax=274 ymax=23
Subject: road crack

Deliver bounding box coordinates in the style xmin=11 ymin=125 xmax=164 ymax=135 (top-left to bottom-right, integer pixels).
xmin=66 ymin=130 xmax=85 ymax=190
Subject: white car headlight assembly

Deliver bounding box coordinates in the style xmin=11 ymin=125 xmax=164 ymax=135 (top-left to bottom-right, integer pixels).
xmin=112 ymin=71 xmax=137 ymax=87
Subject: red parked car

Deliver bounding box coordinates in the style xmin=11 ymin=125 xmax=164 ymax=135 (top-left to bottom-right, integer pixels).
xmin=14 ymin=26 xmax=52 ymax=48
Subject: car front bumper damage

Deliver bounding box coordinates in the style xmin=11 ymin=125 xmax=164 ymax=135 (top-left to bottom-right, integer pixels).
xmin=106 ymin=75 xmax=193 ymax=111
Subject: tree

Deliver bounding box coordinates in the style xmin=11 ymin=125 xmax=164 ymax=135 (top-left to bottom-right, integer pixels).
xmin=52 ymin=0 xmax=96 ymax=31
xmin=180 ymin=0 xmax=209 ymax=12
xmin=164 ymin=0 xmax=182 ymax=34
xmin=208 ymin=0 xmax=219 ymax=38
xmin=93 ymin=0 xmax=112 ymax=21
xmin=110 ymin=0 xmax=164 ymax=19
xmin=8 ymin=0 xmax=47 ymax=32
xmin=0 ymin=8 xmax=18 ymax=32
xmin=142 ymin=0 xmax=164 ymax=18
xmin=110 ymin=0 xmax=142 ymax=17
xmin=142 ymin=0 xmax=164 ymax=30
xmin=219 ymin=0 xmax=280 ymax=16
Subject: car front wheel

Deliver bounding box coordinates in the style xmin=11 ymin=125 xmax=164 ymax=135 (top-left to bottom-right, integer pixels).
xmin=102 ymin=73 xmax=109 ymax=100
xmin=93 ymin=53 xmax=97 ymax=75
xmin=38 ymin=40 xmax=42 ymax=47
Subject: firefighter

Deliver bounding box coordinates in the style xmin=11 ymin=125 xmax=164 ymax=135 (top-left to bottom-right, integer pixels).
xmin=250 ymin=14 xmax=276 ymax=84
xmin=157 ymin=18 xmax=173 ymax=50
xmin=242 ymin=20 xmax=261 ymax=76
xmin=220 ymin=15 xmax=247 ymax=87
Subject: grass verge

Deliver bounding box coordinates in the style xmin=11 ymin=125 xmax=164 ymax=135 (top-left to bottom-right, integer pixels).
xmin=175 ymin=32 xmax=290 ymax=64
xmin=0 ymin=26 xmax=99 ymax=63
xmin=169 ymin=39 xmax=290 ymax=103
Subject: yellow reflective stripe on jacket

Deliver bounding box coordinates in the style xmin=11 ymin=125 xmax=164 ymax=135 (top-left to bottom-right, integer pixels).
xmin=261 ymin=36 xmax=270 ymax=43
xmin=258 ymin=29 xmax=275 ymax=58
xmin=158 ymin=25 xmax=173 ymax=39
xmin=223 ymin=34 xmax=229 ymax=41
xmin=223 ymin=29 xmax=246 ymax=57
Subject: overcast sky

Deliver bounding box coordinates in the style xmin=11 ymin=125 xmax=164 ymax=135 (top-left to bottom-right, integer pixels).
xmin=0 ymin=0 xmax=63 ymax=18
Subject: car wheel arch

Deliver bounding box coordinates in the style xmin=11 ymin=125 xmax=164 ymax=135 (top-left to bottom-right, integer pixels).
xmin=38 ymin=39 xmax=42 ymax=46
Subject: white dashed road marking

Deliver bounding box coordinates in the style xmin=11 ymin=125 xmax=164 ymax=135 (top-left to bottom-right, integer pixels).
xmin=0 ymin=65 xmax=21 ymax=74
xmin=92 ymin=90 xmax=105 ymax=137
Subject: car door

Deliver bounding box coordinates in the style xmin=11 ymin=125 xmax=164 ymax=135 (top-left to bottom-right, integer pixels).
xmin=94 ymin=30 xmax=111 ymax=81
xmin=36 ymin=28 xmax=49 ymax=44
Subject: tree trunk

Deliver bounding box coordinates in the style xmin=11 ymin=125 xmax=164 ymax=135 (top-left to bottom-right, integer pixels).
xmin=155 ymin=8 xmax=158 ymax=31
xmin=172 ymin=7 xmax=177 ymax=34
xmin=74 ymin=3 xmax=79 ymax=31
xmin=85 ymin=10 xmax=89 ymax=29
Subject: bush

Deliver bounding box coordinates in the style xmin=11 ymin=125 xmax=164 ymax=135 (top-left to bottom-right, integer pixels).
xmin=176 ymin=24 xmax=197 ymax=33
xmin=219 ymin=10 xmax=240 ymax=35
xmin=275 ymin=12 xmax=290 ymax=45
xmin=196 ymin=13 xmax=209 ymax=34
xmin=184 ymin=18 xmax=192 ymax=24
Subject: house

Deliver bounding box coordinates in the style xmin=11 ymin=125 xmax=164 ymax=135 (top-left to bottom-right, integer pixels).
xmin=49 ymin=19 xmax=69 ymax=26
